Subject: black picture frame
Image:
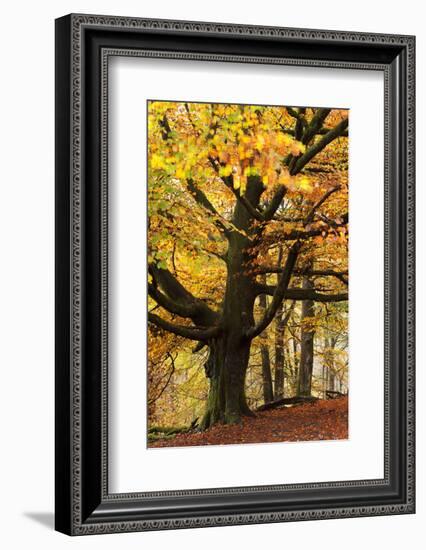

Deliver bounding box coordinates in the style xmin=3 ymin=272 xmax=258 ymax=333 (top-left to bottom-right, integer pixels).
xmin=55 ymin=13 xmax=415 ymax=535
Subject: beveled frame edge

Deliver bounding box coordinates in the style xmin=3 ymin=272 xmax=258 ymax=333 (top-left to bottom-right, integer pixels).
xmin=55 ymin=13 xmax=415 ymax=535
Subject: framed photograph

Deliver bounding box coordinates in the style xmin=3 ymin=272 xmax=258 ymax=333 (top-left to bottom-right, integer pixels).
xmin=55 ymin=14 xmax=415 ymax=535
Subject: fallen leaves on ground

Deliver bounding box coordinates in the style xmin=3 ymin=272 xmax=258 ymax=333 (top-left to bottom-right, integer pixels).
xmin=148 ymin=396 xmax=348 ymax=448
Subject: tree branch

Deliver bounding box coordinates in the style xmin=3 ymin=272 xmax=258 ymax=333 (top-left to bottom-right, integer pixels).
xmin=159 ymin=115 xmax=172 ymax=140
xmin=298 ymin=269 xmax=348 ymax=285
xmin=186 ymin=178 xmax=231 ymax=235
xmin=301 ymin=108 xmax=332 ymax=145
xmin=281 ymin=227 xmax=325 ymax=240
xmin=208 ymin=157 xmax=266 ymax=222
xmin=148 ymin=352 xmax=176 ymax=405
xmin=255 ymin=268 xmax=348 ymax=284
xmin=280 ymin=216 xmax=347 ymax=241
xmin=149 ymin=264 xmax=219 ymax=325
xmin=148 ymin=283 xmax=205 ymax=319
xmin=254 ymin=284 xmax=348 ymax=302
xmin=235 ymin=190 xmax=266 ymax=222
xmin=294 ymin=107 xmax=307 ymax=140
xmin=246 ymin=242 xmax=301 ymax=339
xmin=303 ymin=270 xmax=348 ymax=285
xmin=263 ymin=185 xmax=287 ymax=220
xmin=290 ymin=117 xmax=349 ymax=175
xmin=305 ymin=186 xmax=341 ymax=223
xmin=279 ymin=125 xmax=295 ymax=136
xmin=285 ymin=289 xmax=348 ymax=302
xmin=318 ymin=127 xmax=348 ymax=137
xmin=224 ymin=172 xmax=266 ymax=222
xmin=317 ymin=211 xmax=349 ymax=228
xmin=286 ymin=107 xmax=307 ymax=128
xmin=148 ymin=313 xmax=221 ymax=341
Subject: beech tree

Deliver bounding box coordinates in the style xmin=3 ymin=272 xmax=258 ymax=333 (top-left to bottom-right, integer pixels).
xmin=148 ymin=102 xmax=348 ymax=428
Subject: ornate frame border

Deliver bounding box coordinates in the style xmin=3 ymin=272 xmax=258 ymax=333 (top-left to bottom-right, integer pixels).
xmin=55 ymin=14 xmax=415 ymax=535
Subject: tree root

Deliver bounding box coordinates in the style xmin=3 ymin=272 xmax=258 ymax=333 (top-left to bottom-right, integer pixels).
xmin=256 ymin=396 xmax=318 ymax=412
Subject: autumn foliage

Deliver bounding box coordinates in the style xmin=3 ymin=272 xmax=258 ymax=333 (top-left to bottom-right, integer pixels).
xmin=147 ymin=101 xmax=349 ymax=445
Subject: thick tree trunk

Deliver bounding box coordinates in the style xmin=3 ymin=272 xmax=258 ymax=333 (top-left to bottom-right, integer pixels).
xmin=297 ymin=277 xmax=315 ymax=397
xmin=199 ymin=293 xmax=256 ymax=429
xmin=199 ymin=336 xmax=253 ymax=429
xmin=200 ymin=176 xmax=264 ymax=429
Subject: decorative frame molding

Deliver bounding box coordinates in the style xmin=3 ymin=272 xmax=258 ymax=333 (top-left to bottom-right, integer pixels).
xmin=55 ymin=14 xmax=415 ymax=535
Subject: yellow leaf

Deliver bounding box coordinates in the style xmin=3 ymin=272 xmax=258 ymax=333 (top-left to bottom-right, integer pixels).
xmin=278 ymin=170 xmax=291 ymax=186
xmin=219 ymin=165 xmax=233 ymax=177
xmin=255 ymin=135 xmax=265 ymax=151
xmin=299 ymin=176 xmax=313 ymax=192
xmin=175 ymin=166 xmax=186 ymax=179
xmin=150 ymin=153 xmax=166 ymax=170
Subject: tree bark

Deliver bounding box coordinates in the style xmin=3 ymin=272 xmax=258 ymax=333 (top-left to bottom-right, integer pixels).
xmin=260 ymin=345 xmax=274 ymax=404
xmin=199 ymin=337 xmax=252 ymax=428
xmin=274 ymin=300 xmax=285 ymax=399
xmin=297 ymin=277 xmax=315 ymax=397
xmin=200 ymin=177 xmax=263 ymax=427
xmin=326 ymin=336 xmax=337 ymax=392
xmin=259 ymin=277 xmax=274 ymax=404
xmin=199 ymin=301 xmax=256 ymax=428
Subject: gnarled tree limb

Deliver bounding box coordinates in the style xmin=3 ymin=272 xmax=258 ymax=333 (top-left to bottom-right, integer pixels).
xmin=148 ymin=283 xmax=206 ymax=320
xmin=148 ymin=312 xmax=221 ymax=341
xmin=149 ymin=264 xmax=219 ymax=325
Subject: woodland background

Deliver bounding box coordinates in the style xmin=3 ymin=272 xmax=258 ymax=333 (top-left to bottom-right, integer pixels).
xmin=147 ymin=102 xmax=349 ymax=445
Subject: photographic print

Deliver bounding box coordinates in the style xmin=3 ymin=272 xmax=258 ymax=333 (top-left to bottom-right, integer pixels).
xmin=56 ymin=16 xmax=415 ymax=533
xmin=147 ymin=101 xmax=349 ymax=449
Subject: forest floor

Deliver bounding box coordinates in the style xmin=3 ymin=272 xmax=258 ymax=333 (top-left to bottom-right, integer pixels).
xmin=148 ymin=396 xmax=348 ymax=448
